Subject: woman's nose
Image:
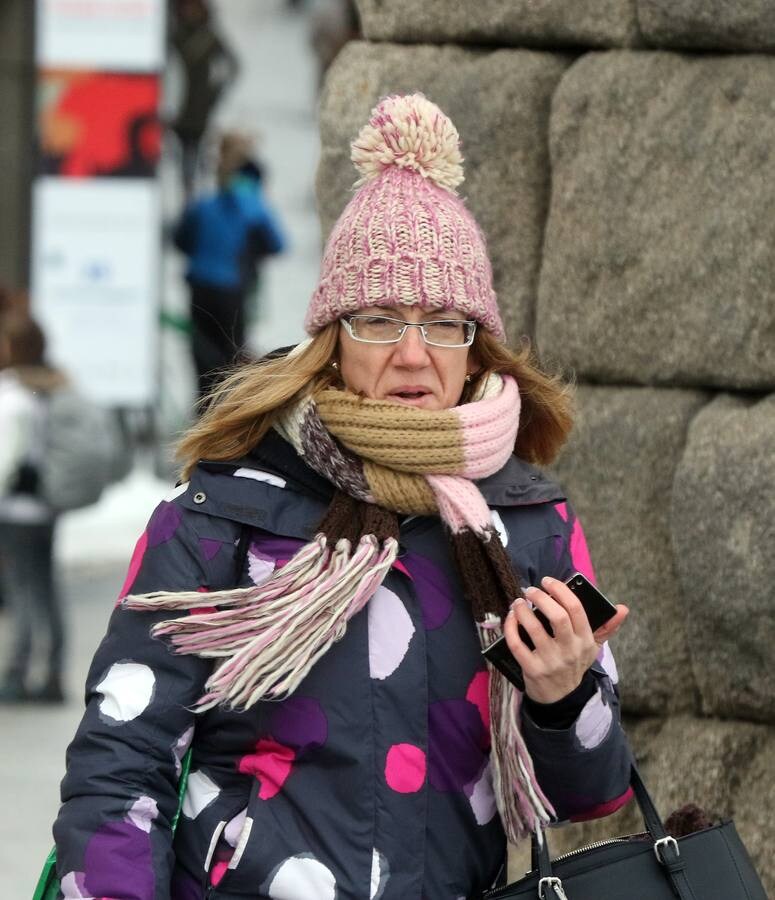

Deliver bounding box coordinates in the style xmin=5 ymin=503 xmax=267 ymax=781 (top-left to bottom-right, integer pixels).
xmin=393 ymin=323 xmax=430 ymax=365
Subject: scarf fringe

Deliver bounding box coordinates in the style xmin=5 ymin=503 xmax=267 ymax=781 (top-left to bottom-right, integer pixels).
xmin=478 ymin=615 xmax=555 ymax=843
xmin=125 ymin=533 xmax=399 ymax=712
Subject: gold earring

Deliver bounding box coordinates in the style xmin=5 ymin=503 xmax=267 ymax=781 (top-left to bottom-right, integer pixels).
xmin=464 ymin=374 xmax=472 ymax=383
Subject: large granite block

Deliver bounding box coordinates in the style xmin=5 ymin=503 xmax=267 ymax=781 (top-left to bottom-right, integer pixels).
xmin=672 ymin=393 xmax=775 ymax=723
xmin=638 ymin=0 xmax=775 ymax=52
xmin=356 ymin=0 xmax=641 ymax=49
xmin=537 ymin=51 xmax=775 ymax=390
xmin=549 ymin=385 xmax=707 ymax=715
xmin=318 ymin=42 xmax=568 ymax=341
xmin=510 ymin=717 xmax=774 ymax=894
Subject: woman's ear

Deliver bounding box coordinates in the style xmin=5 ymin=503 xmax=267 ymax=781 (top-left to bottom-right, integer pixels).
xmin=466 ymin=350 xmax=481 ymax=377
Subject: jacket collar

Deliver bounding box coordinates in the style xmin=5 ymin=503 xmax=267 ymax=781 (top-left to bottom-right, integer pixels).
xmin=183 ymin=431 xmax=564 ymax=533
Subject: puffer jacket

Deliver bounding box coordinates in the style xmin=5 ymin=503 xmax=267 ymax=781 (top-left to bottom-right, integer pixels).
xmin=53 ymin=433 xmax=633 ymax=900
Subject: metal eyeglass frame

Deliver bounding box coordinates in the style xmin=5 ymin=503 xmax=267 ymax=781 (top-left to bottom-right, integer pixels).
xmin=341 ymin=314 xmax=477 ymax=348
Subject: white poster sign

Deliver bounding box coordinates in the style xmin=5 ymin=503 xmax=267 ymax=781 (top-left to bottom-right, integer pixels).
xmin=31 ymin=178 xmax=160 ymax=406
xmin=36 ymin=0 xmax=166 ymax=71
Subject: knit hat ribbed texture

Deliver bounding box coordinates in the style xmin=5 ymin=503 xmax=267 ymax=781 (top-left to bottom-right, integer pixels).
xmin=305 ymin=94 xmax=506 ymax=341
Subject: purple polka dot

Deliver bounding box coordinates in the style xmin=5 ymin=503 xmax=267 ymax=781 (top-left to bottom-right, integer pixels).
xmin=83 ymin=820 xmax=154 ymax=899
xmin=199 ymin=538 xmax=223 ymax=562
xmin=428 ymin=699 xmax=487 ymax=792
xmin=402 ymin=553 xmax=453 ymax=630
xmin=249 ymin=545 xmax=276 ymax=565
xmin=147 ymin=501 xmax=182 ymax=548
xmin=553 ymin=534 xmax=564 ymax=562
xmin=251 ymin=533 xmax=305 ymax=561
xmin=268 ymin=696 xmax=328 ymax=753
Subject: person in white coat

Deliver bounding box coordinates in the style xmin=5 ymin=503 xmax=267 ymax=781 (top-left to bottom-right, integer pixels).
xmin=0 ymin=312 xmax=66 ymax=703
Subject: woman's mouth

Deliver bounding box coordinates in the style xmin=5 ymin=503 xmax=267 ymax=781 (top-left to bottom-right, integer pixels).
xmin=387 ymin=387 xmax=433 ymax=406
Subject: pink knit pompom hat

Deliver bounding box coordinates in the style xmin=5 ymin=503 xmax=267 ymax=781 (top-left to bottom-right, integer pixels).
xmin=304 ymin=93 xmax=506 ymax=341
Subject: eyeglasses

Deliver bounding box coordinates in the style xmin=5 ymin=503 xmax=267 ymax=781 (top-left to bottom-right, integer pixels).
xmin=341 ymin=315 xmax=477 ymax=348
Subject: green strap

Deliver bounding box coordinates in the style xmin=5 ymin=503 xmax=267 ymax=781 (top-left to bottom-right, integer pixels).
xmin=170 ymin=746 xmax=193 ymax=833
xmin=32 ymin=748 xmax=193 ymax=900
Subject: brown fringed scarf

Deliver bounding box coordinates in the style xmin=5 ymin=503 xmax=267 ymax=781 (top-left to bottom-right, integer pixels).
xmin=125 ymin=374 xmax=554 ymax=841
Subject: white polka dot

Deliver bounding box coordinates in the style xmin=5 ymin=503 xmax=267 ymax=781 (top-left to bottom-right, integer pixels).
xmin=490 ymin=509 xmax=508 ymax=547
xmin=96 ymin=662 xmax=155 ymax=722
xmin=224 ymin=807 xmax=248 ymax=847
xmin=60 ymin=872 xmax=87 ymax=899
xmin=370 ymin=848 xmax=390 ymax=899
xmin=182 ymin=769 xmax=221 ymax=819
xmin=126 ymin=795 xmax=158 ymax=833
xmin=234 ymin=467 xmax=287 ymax=488
xmin=172 ymin=725 xmax=194 ymax=777
xmin=248 ymin=551 xmax=276 ymax=586
xmin=228 ymin=815 xmax=253 ymax=870
xmin=575 ymin=687 xmax=613 ymax=749
xmin=467 ymin=762 xmax=497 ymax=825
xmin=266 ymin=854 xmax=336 ymax=900
xmin=164 ymin=482 xmax=190 ymax=501
xmin=597 ymin=642 xmax=619 ymax=684
xmin=368 ymin=586 xmax=415 ymax=680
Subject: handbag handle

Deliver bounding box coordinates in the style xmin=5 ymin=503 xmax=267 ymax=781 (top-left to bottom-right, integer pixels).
xmin=530 ymin=763 xmax=694 ymax=900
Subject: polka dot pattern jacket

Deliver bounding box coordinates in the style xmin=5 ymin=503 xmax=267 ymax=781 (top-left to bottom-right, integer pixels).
xmin=53 ymin=435 xmax=633 ymax=900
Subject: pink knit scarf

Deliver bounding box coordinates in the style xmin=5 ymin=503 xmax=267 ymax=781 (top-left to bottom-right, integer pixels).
xmin=125 ymin=374 xmax=554 ymax=842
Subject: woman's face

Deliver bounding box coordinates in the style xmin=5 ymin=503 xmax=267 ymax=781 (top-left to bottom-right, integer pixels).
xmin=337 ymin=306 xmax=477 ymax=411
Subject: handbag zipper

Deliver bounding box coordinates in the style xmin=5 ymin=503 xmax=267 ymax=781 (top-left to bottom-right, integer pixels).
xmin=551 ymin=831 xmax=649 ymax=863
xmin=482 ymin=833 xmax=650 ymax=899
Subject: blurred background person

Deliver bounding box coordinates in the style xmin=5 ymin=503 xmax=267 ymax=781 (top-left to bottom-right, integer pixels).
xmin=169 ymin=0 xmax=239 ymax=197
xmin=0 ymin=312 xmax=67 ymax=704
xmin=174 ymin=131 xmax=287 ymax=400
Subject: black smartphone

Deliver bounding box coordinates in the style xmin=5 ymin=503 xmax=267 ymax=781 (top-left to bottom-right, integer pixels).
xmin=481 ymin=572 xmax=618 ymax=691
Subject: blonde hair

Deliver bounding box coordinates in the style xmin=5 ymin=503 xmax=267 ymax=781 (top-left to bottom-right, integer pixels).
xmin=176 ymin=324 xmax=574 ymax=479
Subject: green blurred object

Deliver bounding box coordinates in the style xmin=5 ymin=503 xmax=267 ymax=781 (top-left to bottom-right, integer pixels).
xmin=31 ymin=749 xmax=192 ymax=900
xmin=160 ymin=308 xmax=192 ymax=335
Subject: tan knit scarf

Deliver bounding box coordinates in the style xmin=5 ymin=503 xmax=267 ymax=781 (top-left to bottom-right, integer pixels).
xmin=125 ymin=374 xmax=554 ymax=841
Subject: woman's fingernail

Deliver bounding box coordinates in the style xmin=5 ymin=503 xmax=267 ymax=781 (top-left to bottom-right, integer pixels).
xmin=524 ymin=586 xmax=538 ymax=597
xmin=511 ymin=597 xmax=525 ymax=610
xmin=541 ymin=576 xmax=555 ymax=587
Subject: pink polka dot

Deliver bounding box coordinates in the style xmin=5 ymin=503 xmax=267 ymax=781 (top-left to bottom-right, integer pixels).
xmin=569 ymin=518 xmax=596 ymax=584
xmin=238 ymin=738 xmax=296 ymax=800
xmin=117 ymin=531 xmax=148 ymax=602
xmin=466 ymin=671 xmax=491 ymax=744
xmin=210 ymin=861 xmax=229 ymax=886
xmin=385 ymin=743 xmax=426 ymax=794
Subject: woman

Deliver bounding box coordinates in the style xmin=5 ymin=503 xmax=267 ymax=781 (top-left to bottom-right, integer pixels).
xmin=0 ymin=312 xmax=66 ymax=703
xmin=54 ymin=94 xmax=633 ymax=899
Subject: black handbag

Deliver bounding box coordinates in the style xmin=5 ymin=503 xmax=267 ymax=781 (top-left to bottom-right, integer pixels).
xmin=483 ymin=764 xmax=767 ymax=900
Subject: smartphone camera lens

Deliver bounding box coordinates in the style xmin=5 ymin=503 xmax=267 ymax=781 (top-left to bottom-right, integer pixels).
xmin=575 ymin=577 xmax=583 ymax=586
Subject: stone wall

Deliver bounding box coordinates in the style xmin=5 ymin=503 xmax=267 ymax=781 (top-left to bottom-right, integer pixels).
xmin=317 ymin=3 xmax=775 ymax=889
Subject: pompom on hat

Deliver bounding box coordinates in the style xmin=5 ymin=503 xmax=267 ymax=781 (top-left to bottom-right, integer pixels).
xmin=305 ymin=93 xmax=506 ymax=341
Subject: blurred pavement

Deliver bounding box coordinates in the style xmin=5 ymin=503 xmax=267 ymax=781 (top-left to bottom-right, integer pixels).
xmin=1 ymin=2 xmax=323 ymax=894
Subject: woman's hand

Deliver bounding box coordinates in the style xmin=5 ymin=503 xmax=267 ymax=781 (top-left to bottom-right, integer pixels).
xmin=503 ymin=576 xmax=629 ymax=705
